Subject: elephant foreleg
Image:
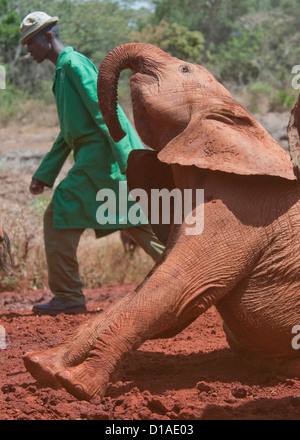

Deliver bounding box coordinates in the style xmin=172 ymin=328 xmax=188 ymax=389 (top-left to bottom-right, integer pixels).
xmin=56 ymin=263 xmax=190 ymax=400
xmin=54 ymin=203 xmax=265 ymax=401
xmin=22 ymin=289 xmax=140 ymax=387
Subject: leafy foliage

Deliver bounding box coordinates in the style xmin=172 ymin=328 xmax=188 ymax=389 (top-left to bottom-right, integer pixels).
xmin=1 ymin=0 xmax=300 ymax=115
xmin=0 ymin=0 xmax=22 ymax=64
xmin=132 ymin=20 xmax=204 ymax=62
xmin=147 ymin=0 xmax=300 ymax=110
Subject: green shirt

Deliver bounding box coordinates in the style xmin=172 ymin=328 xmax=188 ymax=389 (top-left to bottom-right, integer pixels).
xmin=33 ymin=46 xmax=145 ymax=235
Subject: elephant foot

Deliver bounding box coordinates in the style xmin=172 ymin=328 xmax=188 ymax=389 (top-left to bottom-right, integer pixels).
xmin=23 ymin=348 xmax=67 ymax=388
xmin=56 ymin=363 xmax=109 ymax=401
xmin=55 ymin=340 xmax=124 ymax=401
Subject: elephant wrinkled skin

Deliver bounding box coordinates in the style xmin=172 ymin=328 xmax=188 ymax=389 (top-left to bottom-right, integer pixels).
xmin=23 ymin=43 xmax=300 ymax=402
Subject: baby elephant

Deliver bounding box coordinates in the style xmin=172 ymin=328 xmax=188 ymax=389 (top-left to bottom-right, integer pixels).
xmin=23 ymin=43 xmax=300 ymax=401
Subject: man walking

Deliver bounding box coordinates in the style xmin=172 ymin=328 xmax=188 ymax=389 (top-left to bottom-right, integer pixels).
xmin=20 ymin=11 xmax=165 ymax=315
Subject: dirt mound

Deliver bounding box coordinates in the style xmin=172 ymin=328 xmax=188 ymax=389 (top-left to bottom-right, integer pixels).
xmin=1 ymin=283 xmax=300 ymax=420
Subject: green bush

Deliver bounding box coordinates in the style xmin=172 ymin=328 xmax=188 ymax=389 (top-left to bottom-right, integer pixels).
xmin=0 ymin=81 xmax=26 ymax=122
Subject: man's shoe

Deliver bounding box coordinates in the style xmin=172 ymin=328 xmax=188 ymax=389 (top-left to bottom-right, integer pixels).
xmin=32 ymin=297 xmax=87 ymax=316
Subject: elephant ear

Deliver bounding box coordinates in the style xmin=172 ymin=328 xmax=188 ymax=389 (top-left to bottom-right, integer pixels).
xmin=288 ymin=91 xmax=300 ymax=175
xmin=158 ymin=103 xmax=296 ymax=181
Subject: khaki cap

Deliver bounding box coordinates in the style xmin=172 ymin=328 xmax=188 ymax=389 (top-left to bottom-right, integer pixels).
xmin=20 ymin=11 xmax=59 ymax=44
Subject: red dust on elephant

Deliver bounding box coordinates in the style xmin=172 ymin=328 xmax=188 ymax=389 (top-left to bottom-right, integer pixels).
xmin=23 ymin=43 xmax=300 ymax=402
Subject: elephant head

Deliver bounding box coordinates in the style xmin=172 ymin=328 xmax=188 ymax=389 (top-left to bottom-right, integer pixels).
xmin=98 ymin=42 xmax=295 ymax=181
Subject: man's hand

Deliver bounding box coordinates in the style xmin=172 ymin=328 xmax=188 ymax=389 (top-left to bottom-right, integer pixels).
xmin=29 ymin=178 xmax=45 ymax=195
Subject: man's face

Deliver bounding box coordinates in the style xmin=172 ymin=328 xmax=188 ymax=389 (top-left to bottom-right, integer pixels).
xmin=25 ymin=32 xmax=51 ymax=63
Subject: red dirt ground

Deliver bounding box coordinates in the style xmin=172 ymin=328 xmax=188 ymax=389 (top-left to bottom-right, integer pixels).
xmin=1 ymin=283 xmax=300 ymax=420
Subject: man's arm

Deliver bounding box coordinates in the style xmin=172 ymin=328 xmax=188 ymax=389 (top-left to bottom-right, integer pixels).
xmin=31 ymin=131 xmax=72 ymax=191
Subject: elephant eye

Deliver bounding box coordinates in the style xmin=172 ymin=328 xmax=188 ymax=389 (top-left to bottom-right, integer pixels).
xmin=180 ymin=65 xmax=190 ymax=74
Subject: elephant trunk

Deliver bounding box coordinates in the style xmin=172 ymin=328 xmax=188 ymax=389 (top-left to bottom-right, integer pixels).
xmin=97 ymin=43 xmax=170 ymax=142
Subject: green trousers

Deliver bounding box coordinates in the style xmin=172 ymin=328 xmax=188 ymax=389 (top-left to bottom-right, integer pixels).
xmin=44 ymin=202 xmax=165 ymax=304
